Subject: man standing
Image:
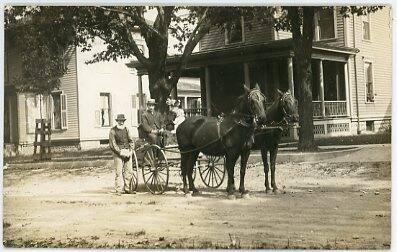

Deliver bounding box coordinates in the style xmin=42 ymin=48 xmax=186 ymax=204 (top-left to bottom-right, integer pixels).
xmin=109 ymin=114 xmax=135 ymax=195
xmin=141 ymin=99 xmax=165 ymax=146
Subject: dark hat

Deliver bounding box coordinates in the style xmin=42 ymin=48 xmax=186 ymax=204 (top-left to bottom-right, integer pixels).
xmin=147 ymin=98 xmax=156 ymax=105
xmin=115 ymin=114 xmax=126 ymax=121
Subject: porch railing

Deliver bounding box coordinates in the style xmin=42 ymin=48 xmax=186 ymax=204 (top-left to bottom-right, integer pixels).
xmin=313 ymin=101 xmax=348 ymax=118
xmin=137 ymin=108 xmax=207 ymax=124
xmin=184 ymin=108 xmax=207 ymax=117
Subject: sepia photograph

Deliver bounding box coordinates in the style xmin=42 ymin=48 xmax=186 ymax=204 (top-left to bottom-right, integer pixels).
xmin=2 ymin=2 xmax=393 ymax=249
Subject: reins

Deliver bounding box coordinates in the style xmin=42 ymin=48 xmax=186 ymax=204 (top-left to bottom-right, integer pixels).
xmin=176 ymin=89 xmax=263 ymax=155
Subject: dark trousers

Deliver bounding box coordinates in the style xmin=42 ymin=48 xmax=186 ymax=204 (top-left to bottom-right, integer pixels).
xmin=147 ymin=132 xmax=166 ymax=147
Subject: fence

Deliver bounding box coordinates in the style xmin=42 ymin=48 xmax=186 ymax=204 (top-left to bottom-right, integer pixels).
xmin=313 ymin=101 xmax=348 ymax=118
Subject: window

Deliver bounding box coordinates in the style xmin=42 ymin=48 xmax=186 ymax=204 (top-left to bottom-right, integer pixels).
xmin=362 ymin=14 xmax=371 ymax=40
xmin=364 ymin=62 xmax=374 ymax=102
xmin=51 ymin=91 xmax=68 ymax=130
xmin=225 ymin=17 xmax=244 ymax=45
xmin=366 ymin=121 xmax=375 ymax=132
xmin=317 ymin=8 xmax=336 ymax=40
xmin=100 ymin=93 xmax=111 ymax=127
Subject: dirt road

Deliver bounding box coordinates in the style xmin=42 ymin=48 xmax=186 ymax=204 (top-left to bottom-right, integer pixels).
xmin=3 ymin=145 xmax=391 ymax=249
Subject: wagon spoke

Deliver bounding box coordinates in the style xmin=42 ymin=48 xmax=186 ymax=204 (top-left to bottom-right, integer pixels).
xmin=150 ymin=173 xmax=156 ymax=188
xmin=157 ymin=175 xmax=165 ymax=190
xmin=214 ymin=165 xmax=223 ymax=173
xmin=201 ymin=166 xmax=210 ymax=175
xmin=203 ymin=167 xmax=211 ymax=184
xmin=144 ymin=155 xmax=152 ymax=166
xmin=146 ymin=172 xmax=155 ymax=184
xmin=148 ymin=149 xmax=155 ymax=164
xmin=158 ymin=169 xmax=168 ymax=177
xmin=213 ymin=169 xmax=219 ymax=185
xmin=213 ymin=166 xmax=222 ymax=179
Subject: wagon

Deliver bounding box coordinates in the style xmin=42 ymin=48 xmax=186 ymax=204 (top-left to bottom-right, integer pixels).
xmin=128 ymin=139 xmax=226 ymax=194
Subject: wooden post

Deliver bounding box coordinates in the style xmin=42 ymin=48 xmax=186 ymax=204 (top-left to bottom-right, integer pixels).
xmin=205 ymin=66 xmax=212 ymax=116
xmin=138 ymin=74 xmax=144 ymax=109
xmin=336 ymin=65 xmax=340 ymax=100
xmin=287 ymin=57 xmax=295 ymax=97
xmin=244 ymin=62 xmax=250 ymax=88
xmin=33 ymin=119 xmax=52 ymax=161
xmin=318 ymin=60 xmax=326 ymax=117
xmin=344 ymin=62 xmax=351 ymax=117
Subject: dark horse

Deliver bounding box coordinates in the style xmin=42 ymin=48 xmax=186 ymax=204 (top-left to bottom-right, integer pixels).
xmin=176 ymin=84 xmax=267 ymax=196
xmin=240 ymin=89 xmax=299 ymax=194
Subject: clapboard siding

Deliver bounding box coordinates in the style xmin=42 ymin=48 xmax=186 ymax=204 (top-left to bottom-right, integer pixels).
xmin=275 ymin=30 xmax=292 ymax=40
xmin=52 ymin=48 xmax=80 ymax=140
xmin=200 ymin=26 xmax=226 ymax=51
xmin=16 ymin=48 xmax=80 ymax=144
xmin=349 ymin=7 xmax=392 ymax=119
xmin=200 ymin=20 xmax=274 ymax=51
xmin=244 ymin=20 xmax=274 ymax=44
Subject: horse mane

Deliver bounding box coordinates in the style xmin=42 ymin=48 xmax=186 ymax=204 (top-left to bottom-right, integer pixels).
xmin=265 ymin=93 xmax=283 ymax=123
xmin=232 ymin=89 xmax=254 ymax=116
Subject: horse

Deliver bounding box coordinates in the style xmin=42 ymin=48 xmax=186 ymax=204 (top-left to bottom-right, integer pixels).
xmin=176 ymin=84 xmax=267 ymax=197
xmin=239 ymin=89 xmax=299 ymax=194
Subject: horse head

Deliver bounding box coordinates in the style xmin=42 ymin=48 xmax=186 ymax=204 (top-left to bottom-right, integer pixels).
xmin=243 ymin=83 xmax=267 ymax=124
xmin=276 ymin=89 xmax=299 ymax=124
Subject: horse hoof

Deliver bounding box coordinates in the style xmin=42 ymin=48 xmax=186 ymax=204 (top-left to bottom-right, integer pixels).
xmin=192 ymin=191 xmax=201 ymax=197
xmin=227 ymin=194 xmax=236 ymax=200
xmin=265 ymin=189 xmax=271 ymax=194
xmin=273 ymin=189 xmax=278 ymax=194
xmin=241 ymin=193 xmax=250 ymax=199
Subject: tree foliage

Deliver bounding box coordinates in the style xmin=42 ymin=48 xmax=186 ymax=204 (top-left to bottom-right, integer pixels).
xmin=5 ymin=6 xmax=258 ymax=111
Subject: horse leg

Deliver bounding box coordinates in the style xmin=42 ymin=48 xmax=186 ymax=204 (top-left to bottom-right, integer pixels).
xmin=261 ymin=147 xmax=271 ymax=193
xmin=270 ymin=146 xmax=279 ymax=193
xmin=188 ymin=151 xmax=200 ymax=196
xmin=239 ymin=149 xmax=250 ymax=195
xmin=225 ymin=153 xmax=239 ymax=195
xmin=180 ymin=153 xmax=189 ymax=194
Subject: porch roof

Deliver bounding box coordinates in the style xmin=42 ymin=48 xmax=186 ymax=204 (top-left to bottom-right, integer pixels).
xmin=127 ymin=38 xmax=358 ymax=74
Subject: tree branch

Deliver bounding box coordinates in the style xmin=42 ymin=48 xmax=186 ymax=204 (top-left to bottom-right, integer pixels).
xmin=98 ymin=6 xmax=166 ymax=40
xmin=169 ymin=8 xmax=210 ymax=87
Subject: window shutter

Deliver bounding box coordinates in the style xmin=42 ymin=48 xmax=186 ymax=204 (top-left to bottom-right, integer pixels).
xmin=60 ymin=94 xmax=68 ymax=129
xmin=132 ymin=94 xmax=137 ymax=109
xmin=108 ymin=93 xmax=113 ymax=126
xmin=142 ymin=94 xmax=147 ymax=109
xmin=95 ymin=110 xmax=101 ymax=127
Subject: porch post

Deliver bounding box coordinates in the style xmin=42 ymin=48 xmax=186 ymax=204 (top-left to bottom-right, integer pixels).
xmin=138 ymin=74 xmax=144 ymax=109
xmin=336 ymin=66 xmax=340 ymax=100
xmin=287 ymin=57 xmax=295 ymax=97
xmin=287 ymin=57 xmax=298 ymax=140
xmin=244 ymin=62 xmax=250 ymax=88
xmin=344 ymin=62 xmax=351 ymax=117
xmin=205 ymin=66 xmax=212 ymax=116
xmin=318 ymin=60 xmax=326 ymax=117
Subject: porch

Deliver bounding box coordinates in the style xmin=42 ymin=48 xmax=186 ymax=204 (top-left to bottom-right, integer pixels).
xmin=129 ymin=39 xmax=357 ymax=136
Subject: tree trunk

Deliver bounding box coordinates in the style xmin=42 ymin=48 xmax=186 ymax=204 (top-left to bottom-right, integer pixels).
xmin=290 ymin=7 xmax=317 ymax=151
xmin=146 ymin=34 xmax=174 ymax=114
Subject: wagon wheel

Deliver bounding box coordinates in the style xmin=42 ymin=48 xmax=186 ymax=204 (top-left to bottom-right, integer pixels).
xmin=199 ymin=155 xmax=225 ymax=188
xmin=129 ymin=150 xmax=139 ymax=192
xmin=142 ymin=145 xmax=169 ymax=194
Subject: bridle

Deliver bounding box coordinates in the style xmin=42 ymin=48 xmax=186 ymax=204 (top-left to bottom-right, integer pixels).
xmin=279 ymin=92 xmax=297 ymax=125
xmin=247 ymin=89 xmax=266 ymax=122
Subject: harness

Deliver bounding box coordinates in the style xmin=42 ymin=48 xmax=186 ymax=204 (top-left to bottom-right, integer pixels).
xmin=177 ymin=88 xmax=265 ymax=154
xmin=255 ymin=92 xmax=297 ymax=136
